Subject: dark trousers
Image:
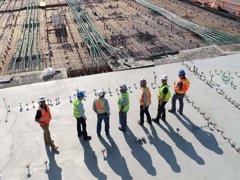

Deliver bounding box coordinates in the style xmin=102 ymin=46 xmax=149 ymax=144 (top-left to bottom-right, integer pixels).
xmin=156 ymin=101 xmax=167 ymax=121
xmin=97 ymin=114 xmax=109 ymax=136
xmin=171 ymin=93 xmax=185 ymax=113
xmin=119 ymin=112 xmax=127 ymax=130
xmin=140 ymin=105 xmax=151 ymax=124
xmin=76 ymin=117 xmax=88 ymax=138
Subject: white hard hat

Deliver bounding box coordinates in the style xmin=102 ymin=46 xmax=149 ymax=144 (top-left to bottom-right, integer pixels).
xmin=161 ymin=75 xmax=168 ymax=80
xmin=97 ymin=89 xmax=105 ymax=97
xmin=38 ymin=96 xmax=46 ymax=102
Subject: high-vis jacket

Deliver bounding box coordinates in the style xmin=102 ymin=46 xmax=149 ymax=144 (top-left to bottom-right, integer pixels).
xmin=118 ymin=92 xmax=130 ymax=112
xmin=38 ymin=105 xmax=51 ymax=125
xmin=73 ymin=99 xmax=83 ymax=118
xmin=94 ymin=98 xmax=106 ymax=114
xmin=158 ymin=84 xmax=171 ymax=101
xmin=140 ymin=87 xmax=151 ymax=106
xmin=174 ymin=78 xmax=190 ymax=94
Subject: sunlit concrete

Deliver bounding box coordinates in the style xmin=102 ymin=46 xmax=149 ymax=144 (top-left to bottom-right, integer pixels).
xmin=0 ymin=53 xmax=240 ymax=180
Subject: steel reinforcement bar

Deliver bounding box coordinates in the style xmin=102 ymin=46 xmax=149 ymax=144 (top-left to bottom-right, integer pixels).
xmin=11 ymin=0 xmax=40 ymax=72
xmin=135 ymin=0 xmax=240 ymax=45
xmin=67 ymin=0 xmax=127 ymax=65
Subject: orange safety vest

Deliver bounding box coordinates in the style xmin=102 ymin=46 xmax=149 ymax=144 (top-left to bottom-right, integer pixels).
xmin=38 ymin=105 xmax=51 ymax=126
xmin=94 ymin=99 xmax=106 ymax=114
xmin=140 ymin=87 xmax=151 ymax=106
xmin=174 ymin=78 xmax=190 ymax=94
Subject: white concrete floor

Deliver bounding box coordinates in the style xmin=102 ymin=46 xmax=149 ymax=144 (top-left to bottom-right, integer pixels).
xmin=0 ymin=53 xmax=240 ymax=180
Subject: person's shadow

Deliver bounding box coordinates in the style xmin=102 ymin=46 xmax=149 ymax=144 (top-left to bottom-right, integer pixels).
xmin=79 ymin=139 xmax=107 ymax=180
xmin=45 ymin=146 xmax=62 ymax=180
xmin=176 ymin=113 xmax=223 ymax=155
xmin=99 ymin=136 xmax=133 ymax=180
xmin=142 ymin=126 xmax=181 ymax=172
xmin=158 ymin=122 xmax=205 ymax=165
xmin=123 ymin=127 xmax=156 ymax=176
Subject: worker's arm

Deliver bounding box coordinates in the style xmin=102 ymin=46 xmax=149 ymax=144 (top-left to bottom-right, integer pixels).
xmin=104 ymin=100 xmax=110 ymax=115
xmin=143 ymin=91 xmax=147 ymax=107
xmin=92 ymin=101 xmax=97 ymax=113
xmin=160 ymin=87 xmax=168 ymax=104
xmin=49 ymin=109 xmax=52 ymax=120
xmin=176 ymin=82 xmax=183 ymax=91
xmin=119 ymin=97 xmax=128 ymax=113
xmin=35 ymin=110 xmax=42 ymax=122
xmin=78 ymin=103 xmax=86 ymax=119
xmin=120 ymin=105 xmax=125 ymax=113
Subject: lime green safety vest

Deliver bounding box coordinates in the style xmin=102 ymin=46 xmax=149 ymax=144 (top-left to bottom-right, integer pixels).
xmin=158 ymin=84 xmax=171 ymax=101
xmin=118 ymin=92 xmax=130 ymax=112
xmin=73 ymin=99 xmax=83 ymax=118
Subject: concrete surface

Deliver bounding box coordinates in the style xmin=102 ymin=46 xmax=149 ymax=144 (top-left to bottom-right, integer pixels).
xmin=0 ymin=53 xmax=240 ymax=180
xmin=0 ymin=68 xmax=68 ymax=89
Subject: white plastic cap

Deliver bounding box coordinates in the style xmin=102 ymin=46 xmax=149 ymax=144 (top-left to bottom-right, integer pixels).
xmin=38 ymin=96 xmax=46 ymax=102
xmin=97 ymin=89 xmax=105 ymax=97
xmin=161 ymin=75 xmax=168 ymax=80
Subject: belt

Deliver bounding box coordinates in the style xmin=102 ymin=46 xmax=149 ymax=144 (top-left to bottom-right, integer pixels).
xmin=97 ymin=113 xmax=108 ymax=116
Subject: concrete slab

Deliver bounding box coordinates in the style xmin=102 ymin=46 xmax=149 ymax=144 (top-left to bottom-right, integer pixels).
xmin=153 ymin=45 xmax=225 ymax=66
xmin=0 ymin=68 xmax=68 ymax=89
xmin=0 ymin=53 xmax=240 ymax=180
xmin=0 ymin=75 xmax=13 ymax=83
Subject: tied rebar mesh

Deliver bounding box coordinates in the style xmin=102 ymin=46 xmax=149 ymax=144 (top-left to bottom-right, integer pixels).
xmin=135 ymin=0 xmax=240 ymax=45
xmin=66 ymin=0 xmax=127 ymax=64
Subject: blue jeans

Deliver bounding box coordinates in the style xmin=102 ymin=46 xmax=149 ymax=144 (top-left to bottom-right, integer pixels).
xmin=119 ymin=112 xmax=127 ymax=130
xmin=171 ymin=93 xmax=185 ymax=113
xmin=97 ymin=114 xmax=109 ymax=135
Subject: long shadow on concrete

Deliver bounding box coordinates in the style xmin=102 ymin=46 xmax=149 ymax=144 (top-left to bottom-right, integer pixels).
xmin=79 ymin=139 xmax=107 ymax=180
xmin=123 ymin=127 xmax=156 ymax=176
xmin=99 ymin=136 xmax=133 ymax=180
xmin=158 ymin=122 xmax=205 ymax=165
xmin=176 ymin=113 xmax=223 ymax=155
xmin=142 ymin=126 xmax=181 ymax=173
xmin=45 ymin=146 xmax=62 ymax=180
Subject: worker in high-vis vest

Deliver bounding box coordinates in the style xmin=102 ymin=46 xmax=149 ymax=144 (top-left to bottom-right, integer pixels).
xmin=35 ymin=96 xmax=58 ymax=150
xmin=152 ymin=75 xmax=171 ymax=123
xmin=169 ymin=69 xmax=190 ymax=115
xmin=73 ymin=91 xmax=91 ymax=141
xmin=117 ymin=84 xmax=129 ymax=132
xmin=93 ymin=89 xmax=110 ymax=137
xmin=138 ymin=79 xmax=152 ymax=126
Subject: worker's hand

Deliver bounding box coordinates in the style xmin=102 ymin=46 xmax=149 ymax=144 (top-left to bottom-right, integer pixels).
xmin=84 ymin=117 xmax=87 ymax=120
xmin=119 ymin=110 xmax=122 ymax=114
xmin=159 ymin=101 xmax=162 ymax=106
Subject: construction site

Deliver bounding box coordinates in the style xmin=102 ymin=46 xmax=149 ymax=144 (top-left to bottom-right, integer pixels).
xmin=0 ymin=0 xmax=240 ymax=78
xmin=1 ymin=0 xmax=240 ymax=180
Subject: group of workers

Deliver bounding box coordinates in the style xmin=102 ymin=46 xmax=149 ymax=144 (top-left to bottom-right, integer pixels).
xmin=35 ymin=69 xmax=190 ymax=150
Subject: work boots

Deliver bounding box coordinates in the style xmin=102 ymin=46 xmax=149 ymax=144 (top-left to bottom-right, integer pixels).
xmin=51 ymin=144 xmax=58 ymax=150
xmin=177 ymin=110 xmax=183 ymax=115
xmin=152 ymin=118 xmax=160 ymax=124
xmin=168 ymin=109 xmax=176 ymax=113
